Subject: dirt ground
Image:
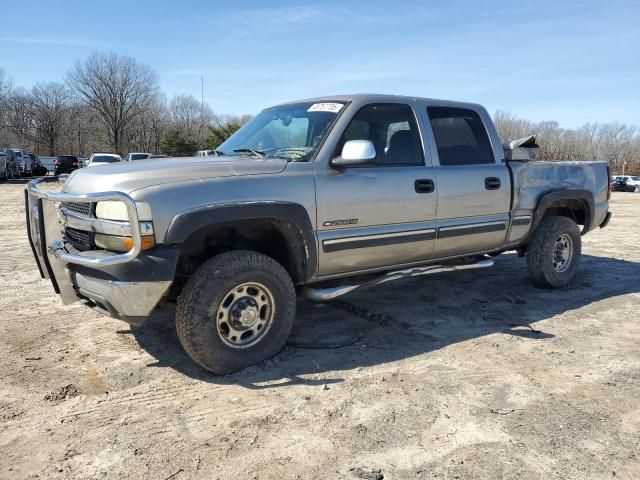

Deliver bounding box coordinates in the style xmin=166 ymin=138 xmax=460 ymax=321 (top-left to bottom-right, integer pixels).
xmin=1 ymin=182 xmax=639 ymax=480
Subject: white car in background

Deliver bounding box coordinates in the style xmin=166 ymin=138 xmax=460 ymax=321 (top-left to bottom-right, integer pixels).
xmin=87 ymin=153 xmax=123 ymax=167
xmin=195 ymin=150 xmax=217 ymax=157
xmin=612 ymin=175 xmax=640 ymax=192
xmin=125 ymin=152 xmax=153 ymax=161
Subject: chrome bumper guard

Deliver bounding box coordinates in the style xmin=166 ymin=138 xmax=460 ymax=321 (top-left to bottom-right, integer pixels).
xmin=25 ymin=177 xmax=169 ymax=322
xmin=26 ymin=176 xmax=144 ymax=268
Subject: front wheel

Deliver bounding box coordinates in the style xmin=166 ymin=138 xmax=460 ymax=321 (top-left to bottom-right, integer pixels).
xmin=526 ymin=216 xmax=581 ymax=288
xmin=176 ymin=250 xmax=296 ymax=374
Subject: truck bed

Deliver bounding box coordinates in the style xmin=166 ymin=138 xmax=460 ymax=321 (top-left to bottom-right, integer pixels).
xmin=508 ymin=160 xmax=610 ymax=230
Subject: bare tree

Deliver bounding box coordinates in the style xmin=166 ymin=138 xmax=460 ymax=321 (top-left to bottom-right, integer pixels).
xmin=0 ymin=68 xmax=14 ymax=145
xmin=493 ymin=111 xmax=533 ymax=143
xmin=126 ymin=94 xmax=169 ymax=153
xmin=26 ymin=82 xmax=71 ymax=155
xmin=0 ymin=68 xmax=11 ymax=105
xmin=5 ymin=87 xmax=35 ymax=148
xmin=67 ymin=52 xmax=159 ymax=154
xmin=579 ymin=123 xmax=602 ymax=161
xmin=169 ymin=93 xmax=214 ymax=147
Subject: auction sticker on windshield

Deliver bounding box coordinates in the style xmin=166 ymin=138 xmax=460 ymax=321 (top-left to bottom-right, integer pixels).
xmin=307 ymin=103 xmax=344 ymax=113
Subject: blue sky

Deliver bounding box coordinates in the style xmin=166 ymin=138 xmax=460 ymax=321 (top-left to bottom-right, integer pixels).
xmin=0 ymin=0 xmax=638 ymax=128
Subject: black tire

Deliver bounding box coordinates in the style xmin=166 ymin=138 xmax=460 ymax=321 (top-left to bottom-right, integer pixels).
xmin=526 ymin=216 xmax=581 ymax=288
xmin=176 ymin=250 xmax=296 ymax=374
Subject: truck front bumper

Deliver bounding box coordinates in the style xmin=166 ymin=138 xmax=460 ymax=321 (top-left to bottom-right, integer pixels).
xmin=68 ymin=254 xmax=177 ymax=326
xmin=25 ymin=177 xmax=178 ymax=326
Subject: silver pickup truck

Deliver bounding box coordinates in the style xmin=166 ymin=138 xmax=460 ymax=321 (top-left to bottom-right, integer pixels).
xmin=26 ymin=94 xmax=612 ymax=374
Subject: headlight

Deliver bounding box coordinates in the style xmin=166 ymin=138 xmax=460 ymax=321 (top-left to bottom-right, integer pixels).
xmin=95 ymin=201 xmax=152 ymax=221
xmin=95 ymin=233 xmax=156 ymax=252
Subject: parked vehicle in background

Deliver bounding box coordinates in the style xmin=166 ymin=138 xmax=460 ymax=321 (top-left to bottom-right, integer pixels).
xmin=87 ymin=153 xmax=123 ymax=167
xmin=12 ymin=149 xmax=32 ymax=177
xmin=612 ymin=175 xmax=640 ymax=192
xmin=149 ymin=154 xmax=168 ymax=159
xmin=54 ymin=155 xmax=80 ymax=175
xmin=26 ymin=94 xmax=613 ymax=374
xmin=29 ymin=154 xmax=40 ymax=169
xmin=2 ymin=149 xmax=20 ymax=179
xmin=125 ymin=152 xmax=153 ymax=161
xmin=30 ymin=154 xmax=48 ymax=176
xmin=0 ymin=150 xmax=7 ymax=180
xmin=195 ymin=150 xmax=217 ymax=157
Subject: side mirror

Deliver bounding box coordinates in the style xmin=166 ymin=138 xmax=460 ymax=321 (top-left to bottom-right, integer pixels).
xmin=331 ymin=140 xmax=376 ymax=168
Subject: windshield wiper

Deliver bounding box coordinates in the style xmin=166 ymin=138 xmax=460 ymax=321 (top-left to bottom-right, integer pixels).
xmin=232 ymin=148 xmax=266 ymax=158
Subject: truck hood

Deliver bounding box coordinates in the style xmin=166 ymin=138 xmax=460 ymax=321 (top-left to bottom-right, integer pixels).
xmin=63 ymin=156 xmax=288 ymax=194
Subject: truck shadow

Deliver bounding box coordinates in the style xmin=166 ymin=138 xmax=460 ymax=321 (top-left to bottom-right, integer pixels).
xmin=131 ymin=253 xmax=640 ymax=388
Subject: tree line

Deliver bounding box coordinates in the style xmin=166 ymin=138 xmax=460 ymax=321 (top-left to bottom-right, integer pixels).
xmin=0 ymin=52 xmax=251 ymax=158
xmin=1 ymin=52 xmax=639 ymax=174
xmin=493 ymin=111 xmax=640 ymax=175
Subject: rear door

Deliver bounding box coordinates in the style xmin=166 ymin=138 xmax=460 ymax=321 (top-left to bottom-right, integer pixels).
xmin=425 ymin=106 xmax=510 ymax=258
xmin=314 ymin=102 xmax=437 ymax=277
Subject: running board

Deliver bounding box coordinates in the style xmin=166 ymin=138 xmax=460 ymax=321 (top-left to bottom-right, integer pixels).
xmin=301 ymin=258 xmax=494 ymax=302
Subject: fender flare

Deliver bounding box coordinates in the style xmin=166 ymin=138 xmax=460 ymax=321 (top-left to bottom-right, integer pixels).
xmin=530 ymin=188 xmax=595 ymax=236
xmin=164 ymin=202 xmax=317 ymax=282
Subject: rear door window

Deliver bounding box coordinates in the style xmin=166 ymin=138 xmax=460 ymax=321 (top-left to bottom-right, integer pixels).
xmin=427 ymin=107 xmax=495 ymax=166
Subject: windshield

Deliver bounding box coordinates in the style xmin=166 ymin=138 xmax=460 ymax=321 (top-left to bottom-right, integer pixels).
xmin=130 ymin=153 xmax=149 ymax=160
xmin=92 ymin=155 xmax=120 ymax=163
xmin=216 ymin=101 xmax=345 ymax=161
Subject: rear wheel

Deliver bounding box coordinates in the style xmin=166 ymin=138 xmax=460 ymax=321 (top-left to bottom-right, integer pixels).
xmin=526 ymin=216 xmax=581 ymax=288
xmin=176 ymin=250 xmax=296 ymax=374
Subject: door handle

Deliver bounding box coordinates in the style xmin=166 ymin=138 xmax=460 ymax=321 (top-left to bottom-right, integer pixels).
xmin=485 ymin=177 xmax=501 ymax=190
xmin=415 ymin=179 xmax=434 ymax=194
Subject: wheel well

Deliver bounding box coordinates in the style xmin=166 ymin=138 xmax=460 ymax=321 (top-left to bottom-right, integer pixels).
xmin=170 ymin=219 xmax=309 ymax=299
xmin=519 ymin=195 xmax=591 ymax=255
xmin=542 ymin=198 xmax=589 ymax=230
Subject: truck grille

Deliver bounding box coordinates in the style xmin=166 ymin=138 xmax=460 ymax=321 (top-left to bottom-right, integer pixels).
xmin=65 ymin=227 xmax=93 ymax=251
xmin=61 ymin=201 xmax=93 ymax=217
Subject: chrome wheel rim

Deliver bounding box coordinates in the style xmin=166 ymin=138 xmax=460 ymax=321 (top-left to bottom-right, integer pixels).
xmin=216 ymin=282 xmax=275 ymax=348
xmin=553 ymin=234 xmax=573 ymax=272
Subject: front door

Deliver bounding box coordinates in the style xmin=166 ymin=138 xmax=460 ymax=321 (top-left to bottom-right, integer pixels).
xmin=314 ymin=103 xmax=438 ymax=277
